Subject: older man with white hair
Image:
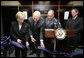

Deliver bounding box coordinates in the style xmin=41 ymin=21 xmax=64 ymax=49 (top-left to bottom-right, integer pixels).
xmin=28 ymin=11 xmax=45 ymax=57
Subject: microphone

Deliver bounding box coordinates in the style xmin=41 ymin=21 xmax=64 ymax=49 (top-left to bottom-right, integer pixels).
xmin=58 ymin=20 xmax=61 ymax=28
xmin=54 ymin=23 xmax=57 ymax=29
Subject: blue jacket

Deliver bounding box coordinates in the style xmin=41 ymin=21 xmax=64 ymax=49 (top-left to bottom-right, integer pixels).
xmin=45 ymin=17 xmax=61 ymax=29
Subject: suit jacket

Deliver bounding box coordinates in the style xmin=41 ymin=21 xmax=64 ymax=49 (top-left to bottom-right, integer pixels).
xmin=66 ymin=16 xmax=83 ymax=40
xmin=10 ymin=21 xmax=29 ymax=44
xmin=66 ymin=16 xmax=83 ymax=34
xmin=44 ymin=17 xmax=61 ymax=46
xmin=44 ymin=17 xmax=61 ymax=29
xmin=28 ymin=17 xmax=45 ymax=40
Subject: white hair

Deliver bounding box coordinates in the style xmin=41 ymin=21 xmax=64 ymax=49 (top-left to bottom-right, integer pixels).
xmin=48 ymin=9 xmax=54 ymax=15
xmin=33 ymin=11 xmax=41 ymax=17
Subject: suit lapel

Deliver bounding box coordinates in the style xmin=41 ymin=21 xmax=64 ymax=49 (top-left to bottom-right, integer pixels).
xmin=33 ymin=19 xmax=41 ymax=29
xmin=16 ymin=22 xmax=19 ymax=31
xmin=19 ymin=22 xmax=25 ymax=33
xmin=46 ymin=19 xmax=53 ymax=27
xmin=71 ymin=16 xmax=79 ymax=24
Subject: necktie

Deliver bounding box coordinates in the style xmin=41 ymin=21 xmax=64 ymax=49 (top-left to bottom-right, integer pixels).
xmin=48 ymin=20 xmax=50 ymax=24
xmin=34 ymin=22 xmax=37 ymax=27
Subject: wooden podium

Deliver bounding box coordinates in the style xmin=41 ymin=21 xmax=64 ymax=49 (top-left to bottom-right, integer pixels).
xmin=44 ymin=29 xmax=74 ymax=38
xmin=44 ymin=29 xmax=75 ymax=55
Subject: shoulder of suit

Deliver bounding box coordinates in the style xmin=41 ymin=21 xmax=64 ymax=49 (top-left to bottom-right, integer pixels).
xmin=24 ymin=22 xmax=27 ymax=25
xmin=53 ymin=17 xmax=57 ymax=20
xmin=77 ymin=16 xmax=83 ymax=19
xmin=40 ymin=17 xmax=44 ymax=19
xmin=23 ymin=22 xmax=29 ymax=27
xmin=68 ymin=18 xmax=72 ymax=20
xmin=45 ymin=18 xmax=48 ymax=21
xmin=40 ymin=17 xmax=44 ymax=21
xmin=29 ymin=17 xmax=33 ymax=20
xmin=53 ymin=17 xmax=58 ymax=22
xmin=28 ymin=16 xmax=33 ymax=22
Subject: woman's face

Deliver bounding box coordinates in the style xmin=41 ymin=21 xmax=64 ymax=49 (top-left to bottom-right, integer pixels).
xmin=17 ymin=17 xmax=24 ymax=24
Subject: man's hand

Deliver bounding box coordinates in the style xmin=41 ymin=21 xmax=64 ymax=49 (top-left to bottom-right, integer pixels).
xmin=40 ymin=42 xmax=45 ymax=48
xmin=31 ymin=36 xmax=36 ymax=43
xmin=26 ymin=41 xmax=29 ymax=46
xmin=17 ymin=39 xmax=22 ymax=44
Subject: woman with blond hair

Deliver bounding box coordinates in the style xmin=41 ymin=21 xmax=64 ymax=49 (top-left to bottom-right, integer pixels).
xmin=10 ymin=11 xmax=29 ymax=57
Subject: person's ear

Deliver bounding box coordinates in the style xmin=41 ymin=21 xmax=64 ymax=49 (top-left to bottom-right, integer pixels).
xmin=76 ymin=12 xmax=78 ymax=15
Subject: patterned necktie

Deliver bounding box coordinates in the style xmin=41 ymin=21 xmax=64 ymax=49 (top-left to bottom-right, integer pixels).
xmin=48 ymin=20 xmax=50 ymax=24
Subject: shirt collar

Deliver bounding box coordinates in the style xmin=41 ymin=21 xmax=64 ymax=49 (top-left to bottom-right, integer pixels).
xmin=48 ymin=17 xmax=54 ymax=21
xmin=72 ymin=16 xmax=78 ymax=20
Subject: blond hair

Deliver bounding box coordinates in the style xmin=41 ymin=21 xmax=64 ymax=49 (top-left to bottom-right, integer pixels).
xmin=16 ymin=11 xmax=25 ymax=19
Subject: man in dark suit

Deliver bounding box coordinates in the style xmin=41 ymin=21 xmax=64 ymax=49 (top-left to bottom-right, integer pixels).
xmin=10 ymin=11 xmax=29 ymax=57
xmin=28 ymin=11 xmax=45 ymax=57
xmin=44 ymin=9 xmax=61 ymax=57
xmin=65 ymin=9 xmax=83 ymax=52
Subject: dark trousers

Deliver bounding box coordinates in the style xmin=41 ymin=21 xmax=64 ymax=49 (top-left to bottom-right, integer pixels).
xmin=66 ymin=35 xmax=80 ymax=50
xmin=2 ymin=50 xmax=7 ymax=57
xmin=30 ymin=41 xmax=40 ymax=57
xmin=30 ymin=35 xmax=41 ymax=57
xmin=15 ymin=43 xmax=27 ymax=57
xmin=44 ymin=38 xmax=54 ymax=57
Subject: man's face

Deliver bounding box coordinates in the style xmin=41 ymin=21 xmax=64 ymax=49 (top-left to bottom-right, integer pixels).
xmin=33 ymin=15 xmax=40 ymax=22
xmin=71 ymin=10 xmax=78 ymax=17
xmin=47 ymin=12 xmax=54 ymax=20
